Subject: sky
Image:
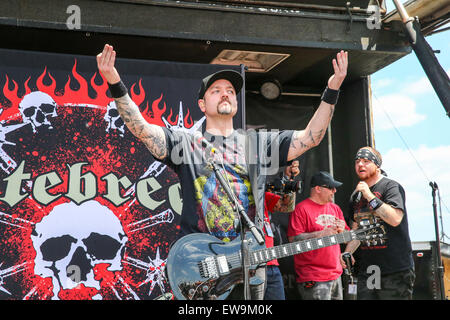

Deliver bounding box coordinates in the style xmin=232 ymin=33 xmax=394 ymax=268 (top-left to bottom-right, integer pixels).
xmin=370 ymin=28 xmax=449 ymax=243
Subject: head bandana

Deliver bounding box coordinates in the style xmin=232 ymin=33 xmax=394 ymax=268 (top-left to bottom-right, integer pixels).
xmin=355 ymin=148 xmax=382 ymax=167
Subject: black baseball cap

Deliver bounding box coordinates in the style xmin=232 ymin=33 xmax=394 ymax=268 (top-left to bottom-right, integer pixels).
xmin=198 ymin=69 xmax=243 ymax=100
xmin=310 ymin=171 xmax=343 ymax=188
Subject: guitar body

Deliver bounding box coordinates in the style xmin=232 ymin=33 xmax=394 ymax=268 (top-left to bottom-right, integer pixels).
xmin=166 ymin=223 xmax=383 ymax=300
xmin=166 ymin=232 xmax=264 ymax=300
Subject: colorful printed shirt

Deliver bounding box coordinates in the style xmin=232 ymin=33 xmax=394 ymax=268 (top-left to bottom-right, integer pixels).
xmin=162 ymin=128 xmax=293 ymax=242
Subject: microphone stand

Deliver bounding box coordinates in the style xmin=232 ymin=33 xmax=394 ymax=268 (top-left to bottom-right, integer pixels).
xmin=430 ymin=182 xmax=446 ymax=300
xmin=207 ymin=157 xmax=264 ymax=300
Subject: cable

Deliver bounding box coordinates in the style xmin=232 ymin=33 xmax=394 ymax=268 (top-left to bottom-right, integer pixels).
xmin=372 ymin=92 xmax=450 ymax=238
xmin=372 ymin=92 xmax=432 ymax=181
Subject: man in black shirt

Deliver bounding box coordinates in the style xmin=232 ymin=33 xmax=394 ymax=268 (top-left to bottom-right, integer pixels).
xmin=96 ymin=44 xmax=348 ymax=299
xmin=342 ymin=147 xmax=415 ymax=300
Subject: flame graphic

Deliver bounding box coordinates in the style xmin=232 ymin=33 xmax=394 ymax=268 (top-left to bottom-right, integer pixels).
xmin=0 ymin=60 xmax=111 ymax=122
xmin=130 ymin=81 xmax=167 ymax=127
xmin=0 ymin=60 xmax=194 ymax=129
xmin=1 ymin=75 xmax=23 ymax=121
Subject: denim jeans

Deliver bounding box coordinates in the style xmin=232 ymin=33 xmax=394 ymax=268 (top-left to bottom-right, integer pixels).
xmin=264 ymin=266 xmax=286 ymax=300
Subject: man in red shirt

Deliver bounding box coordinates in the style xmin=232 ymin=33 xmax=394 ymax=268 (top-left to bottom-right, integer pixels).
xmin=287 ymin=171 xmax=348 ymax=300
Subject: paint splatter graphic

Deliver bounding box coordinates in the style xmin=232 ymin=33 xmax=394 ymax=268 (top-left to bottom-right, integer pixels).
xmin=0 ymin=60 xmax=199 ymax=300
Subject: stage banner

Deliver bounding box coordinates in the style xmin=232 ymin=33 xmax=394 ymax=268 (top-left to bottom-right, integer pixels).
xmin=0 ymin=48 xmax=243 ymax=300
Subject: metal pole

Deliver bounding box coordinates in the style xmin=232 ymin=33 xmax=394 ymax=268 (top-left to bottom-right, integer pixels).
xmin=391 ymin=0 xmax=413 ymax=23
xmin=430 ymin=182 xmax=446 ymax=300
xmin=390 ymin=0 xmax=450 ymax=117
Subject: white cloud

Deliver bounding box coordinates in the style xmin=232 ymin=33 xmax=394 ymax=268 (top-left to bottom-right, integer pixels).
xmin=403 ymin=76 xmax=433 ymax=95
xmin=370 ymin=68 xmax=450 ymax=131
xmin=399 ymin=68 xmax=450 ymax=96
xmin=382 ymin=145 xmax=450 ymax=241
xmin=372 ymin=78 xmax=394 ymax=91
xmin=372 ymin=94 xmax=426 ymax=131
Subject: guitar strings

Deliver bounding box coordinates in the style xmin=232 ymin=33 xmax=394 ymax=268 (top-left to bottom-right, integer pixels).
xmin=223 ymin=231 xmax=353 ymax=266
xmin=217 ymin=228 xmax=381 ymax=274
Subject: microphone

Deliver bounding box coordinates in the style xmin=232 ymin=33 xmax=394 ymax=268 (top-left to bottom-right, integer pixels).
xmin=355 ymin=191 xmax=362 ymax=203
xmin=193 ymin=131 xmax=217 ymax=155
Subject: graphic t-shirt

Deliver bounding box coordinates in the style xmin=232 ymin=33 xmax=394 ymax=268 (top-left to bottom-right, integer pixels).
xmin=162 ymin=128 xmax=293 ymax=242
xmin=287 ymin=198 xmax=348 ymax=283
xmin=349 ymin=176 xmax=414 ymax=276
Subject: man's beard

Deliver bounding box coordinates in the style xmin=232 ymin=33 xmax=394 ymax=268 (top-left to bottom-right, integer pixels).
xmin=217 ymin=99 xmax=233 ymax=115
xmin=359 ymin=168 xmax=377 ymax=181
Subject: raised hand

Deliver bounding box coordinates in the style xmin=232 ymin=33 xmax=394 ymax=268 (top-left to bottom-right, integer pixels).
xmin=327 ymin=50 xmax=348 ymax=90
xmin=96 ymin=44 xmax=168 ymax=160
xmin=96 ymin=44 xmax=121 ymax=84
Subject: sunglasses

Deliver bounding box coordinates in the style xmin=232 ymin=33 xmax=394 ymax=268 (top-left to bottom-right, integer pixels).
xmin=320 ymin=185 xmax=336 ymax=190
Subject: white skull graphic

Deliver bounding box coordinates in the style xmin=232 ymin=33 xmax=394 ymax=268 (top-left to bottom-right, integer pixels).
xmin=104 ymin=101 xmax=125 ymax=136
xmin=19 ymin=91 xmax=58 ymax=133
xmin=31 ymin=201 xmax=128 ymax=300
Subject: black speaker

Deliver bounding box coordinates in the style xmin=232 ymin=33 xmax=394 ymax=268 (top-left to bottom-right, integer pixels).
xmin=412 ymin=241 xmax=447 ymax=300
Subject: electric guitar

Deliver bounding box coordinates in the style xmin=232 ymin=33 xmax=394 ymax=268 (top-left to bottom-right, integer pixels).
xmin=166 ymin=223 xmax=384 ymax=300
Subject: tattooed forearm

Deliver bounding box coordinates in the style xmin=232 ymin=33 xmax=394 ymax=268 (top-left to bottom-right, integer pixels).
xmin=329 ymin=105 xmax=335 ymax=119
xmin=310 ymin=128 xmax=325 ymax=145
xmin=374 ymin=204 xmax=404 ymax=227
xmin=344 ymin=239 xmax=361 ymax=254
xmin=290 ymin=131 xmax=309 ymax=151
xmin=290 ymin=128 xmax=325 ymax=152
xmin=375 ymin=205 xmax=390 ymax=220
xmin=308 ymin=129 xmax=316 ymax=145
xmin=140 ymin=127 xmax=168 ymax=159
xmin=288 ymin=102 xmax=334 ymax=160
xmin=289 ymin=234 xmax=307 ymax=242
xmin=115 ymin=94 xmax=168 ymax=160
xmin=288 ymin=230 xmax=323 ymax=242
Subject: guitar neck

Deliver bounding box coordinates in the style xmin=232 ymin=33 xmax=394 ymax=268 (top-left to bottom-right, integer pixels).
xmin=250 ymin=230 xmax=353 ymax=265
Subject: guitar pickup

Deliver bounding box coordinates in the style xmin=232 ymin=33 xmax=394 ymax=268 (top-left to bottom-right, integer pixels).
xmin=198 ymin=255 xmax=229 ymax=279
xmin=216 ymin=255 xmax=229 ymax=275
xmin=198 ymin=256 xmax=219 ymax=279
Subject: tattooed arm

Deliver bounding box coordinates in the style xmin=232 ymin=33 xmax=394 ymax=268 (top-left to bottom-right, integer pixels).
xmin=355 ymin=181 xmax=404 ymax=227
xmin=288 ymin=226 xmax=341 ymax=242
xmin=114 ymin=95 xmax=168 ymax=160
xmin=96 ymin=44 xmax=168 ymax=160
xmin=287 ymin=51 xmax=348 ymax=161
xmin=373 ymin=205 xmax=404 ymax=227
xmin=287 ymin=104 xmax=332 ymax=161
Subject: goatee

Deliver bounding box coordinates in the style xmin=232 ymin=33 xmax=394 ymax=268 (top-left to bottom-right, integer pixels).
xmin=217 ymin=100 xmax=232 ymax=115
xmin=359 ymin=169 xmax=377 ymax=181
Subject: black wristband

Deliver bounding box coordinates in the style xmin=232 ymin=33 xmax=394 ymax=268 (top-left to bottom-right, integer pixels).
xmin=368 ymin=197 xmax=383 ymax=211
xmin=321 ymin=86 xmax=340 ymax=105
xmin=108 ymin=80 xmax=128 ymax=98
